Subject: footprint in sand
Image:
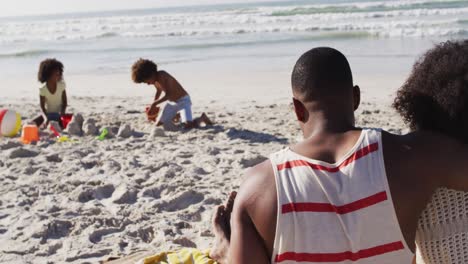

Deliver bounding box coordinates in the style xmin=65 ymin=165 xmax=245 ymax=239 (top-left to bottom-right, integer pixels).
xmin=75 ymin=184 xmax=115 ymax=203
xmin=175 ymin=221 xmax=192 ymax=229
xmin=65 ymin=248 xmax=113 ymax=262
xmin=46 ymin=154 xmax=62 ymax=163
xmin=207 ymin=147 xmax=221 ymax=155
xmin=203 ymin=197 xmax=223 ymax=205
xmin=233 ymin=149 xmax=245 ymax=154
xmin=94 ymin=184 xmax=115 ymax=200
xmin=76 ymin=188 xmax=95 ymax=203
xmin=127 ymin=226 xmax=155 ymax=243
xmin=80 ymin=160 xmax=99 ymax=170
xmin=140 ymin=186 xmax=165 ymax=199
xmin=192 ymin=167 xmax=209 ymax=175
xmin=160 ymin=190 xmax=204 ymax=212
xmin=176 ymin=152 xmax=194 ymax=159
xmin=32 ymin=220 xmax=73 ymax=242
xmin=178 ymin=209 xmax=203 ymax=222
xmin=89 ymin=228 xmax=123 ymax=243
xmin=0 ymin=141 xmax=22 ymax=150
xmin=111 ymin=184 xmax=137 ymax=204
xmin=239 ymin=155 xmax=267 ymax=168
xmin=173 ymin=237 xmax=197 ymax=248
xmin=9 ymin=148 xmax=39 ymax=159
xmin=35 ymin=241 xmax=62 ymax=256
xmin=102 ymin=159 xmax=122 ymax=172
xmin=22 ymin=165 xmax=40 ymax=175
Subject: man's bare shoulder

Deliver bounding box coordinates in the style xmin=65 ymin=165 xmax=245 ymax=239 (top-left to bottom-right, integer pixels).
xmin=239 ymin=160 xmax=274 ymax=194
xmin=243 ymin=159 xmax=274 ymax=180
xmin=235 ymin=159 xmax=276 ymax=212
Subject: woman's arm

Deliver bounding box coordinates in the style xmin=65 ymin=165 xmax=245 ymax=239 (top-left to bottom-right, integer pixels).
xmin=40 ymin=96 xmax=47 ymax=115
xmin=61 ymin=90 xmax=68 ymax=114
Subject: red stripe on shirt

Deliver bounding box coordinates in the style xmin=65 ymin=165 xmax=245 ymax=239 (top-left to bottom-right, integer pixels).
xmin=282 ymin=191 xmax=387 ymax=214
xmin=277 ymin=143 xmax=379 ymax=172
xmin=275 ymin=241 xmax=405 ymax=262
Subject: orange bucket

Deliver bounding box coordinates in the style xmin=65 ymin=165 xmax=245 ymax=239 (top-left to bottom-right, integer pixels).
xmin=61 ymin=114 xmax=73 ymax=129
xmin=20 ymin=124 xmax=39 ymax=144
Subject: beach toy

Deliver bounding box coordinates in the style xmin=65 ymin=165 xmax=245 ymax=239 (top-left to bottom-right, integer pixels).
xmin=96 ymin=128 xmax=108 ymax=141
xmin=0 ymin=109 xmax=22 ymax=137
xmin=146 ymin=106 xmax=160 ymax=122
xmin=50 ymin=125 xmax=75 ymax=143
xmin=20 ymin=124 xmax=39 ymax=144
xmin=60 ymin=114 xmax=73 ymax=129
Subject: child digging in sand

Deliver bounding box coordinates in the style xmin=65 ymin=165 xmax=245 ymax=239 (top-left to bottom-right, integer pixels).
xmin=131 ymin=59 xmax=212 ymax=130
xmin=33 ymin=58 xmax=68 ymax=128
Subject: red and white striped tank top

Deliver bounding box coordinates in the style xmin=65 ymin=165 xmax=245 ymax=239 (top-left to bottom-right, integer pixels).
xmin=270 ymin=128 xmax=414 ymax=263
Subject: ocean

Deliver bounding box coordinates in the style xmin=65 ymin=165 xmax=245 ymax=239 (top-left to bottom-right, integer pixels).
xmin=1 ymin=0 xmax=467 ymax=101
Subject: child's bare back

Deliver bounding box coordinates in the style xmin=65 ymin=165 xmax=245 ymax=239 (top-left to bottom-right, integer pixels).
xmin=154 ymin=71 xmax=188 ymax=102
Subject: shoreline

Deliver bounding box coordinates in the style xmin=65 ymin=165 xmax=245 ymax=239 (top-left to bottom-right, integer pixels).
xmin=0 ymin=68 xmax=406 ymax=105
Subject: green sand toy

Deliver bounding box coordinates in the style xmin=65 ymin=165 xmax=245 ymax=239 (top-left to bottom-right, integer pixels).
xmin=97 ymin=128 xmax=108 ymax=141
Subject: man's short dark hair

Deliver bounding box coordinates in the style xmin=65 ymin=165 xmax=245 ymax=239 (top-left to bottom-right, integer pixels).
xmin=131 ymin=59 xmax=157 ymax=83
xmin=38 ymin=58 xmax=63 ymax=83
xmin=292 ymin=47 xmax=353 ymax=101
xmin=394 ymin=40 xmax=468 ymax=143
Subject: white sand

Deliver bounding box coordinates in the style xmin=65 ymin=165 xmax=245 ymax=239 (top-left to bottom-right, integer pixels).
xmin=0 ymin=96 xmax=407 ymax=263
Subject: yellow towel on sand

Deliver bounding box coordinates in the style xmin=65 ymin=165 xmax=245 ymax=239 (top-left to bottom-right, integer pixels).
xmin=137 ymin=248 xmax=217 ymax=264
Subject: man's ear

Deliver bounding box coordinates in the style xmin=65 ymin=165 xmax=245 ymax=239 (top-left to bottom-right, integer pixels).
xmin=293 ymin=98 xmax=307 ymax=122
xmin=353 ymin=85 xmax=361 ymax=111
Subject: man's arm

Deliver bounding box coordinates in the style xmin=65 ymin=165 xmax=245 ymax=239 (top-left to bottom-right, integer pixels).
xmin=230 ymin=204 xmax=270 ymax=264
xmin=229 ymin=161 xmax=276 ymax=264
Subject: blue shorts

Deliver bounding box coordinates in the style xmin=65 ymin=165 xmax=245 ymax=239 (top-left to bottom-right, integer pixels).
xmin=47 ymin=113 xmax=61 ymax=122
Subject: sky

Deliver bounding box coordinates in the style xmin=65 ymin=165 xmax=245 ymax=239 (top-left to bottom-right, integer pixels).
xmin=0 ymin=0 xmax=277 ymax=17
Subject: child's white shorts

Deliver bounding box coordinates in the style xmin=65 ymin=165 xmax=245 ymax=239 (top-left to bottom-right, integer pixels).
xmin=159 ymin=95 xmax=193 ymax=123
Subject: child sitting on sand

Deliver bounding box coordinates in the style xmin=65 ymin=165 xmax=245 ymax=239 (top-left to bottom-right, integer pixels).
xmin=33 ymin=58 xmax=68 ymax=128
xmin=131 ymin=59 xmax=212 ymax=130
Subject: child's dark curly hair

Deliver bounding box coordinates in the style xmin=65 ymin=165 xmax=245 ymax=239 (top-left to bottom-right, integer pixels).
xmin=131 ymin=59 xmax=157 ymax=83
xmin=37 ymin=58 xmax=64 ymax=83
xmin=393 ymin=40 xmax=468 ymax=143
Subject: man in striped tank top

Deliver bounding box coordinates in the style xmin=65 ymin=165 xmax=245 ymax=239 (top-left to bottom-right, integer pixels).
xmin=222 ymin=47 xmax=468 ymax=264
